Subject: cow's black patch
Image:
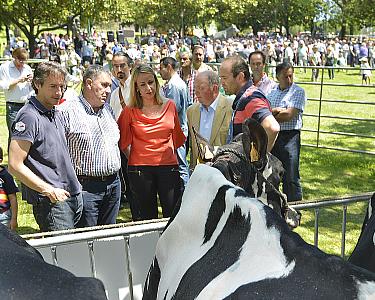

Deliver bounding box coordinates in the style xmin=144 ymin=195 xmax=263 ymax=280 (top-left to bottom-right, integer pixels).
xmin=203 ymin=185 xmax=231 ymax=244
xmin=171 ymin=202 xmax=251 ymax=299
xmin=0 ymin=224 xmax=107 ymax=300
xmin=143 ymin=258 xmax=161 ymax=300
xmin=234 ymin=189 xmax=248 ymax=199
xmin=348 ymin=193 xmax=375 ymax=272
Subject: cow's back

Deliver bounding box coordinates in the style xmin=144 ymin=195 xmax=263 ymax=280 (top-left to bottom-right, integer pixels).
xmin=0 ymin=224 xmax=107 ymax=300
xmin=144 ymin=165 xmax=375 ymax=300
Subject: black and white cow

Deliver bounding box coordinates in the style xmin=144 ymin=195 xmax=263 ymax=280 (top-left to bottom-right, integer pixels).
xmin=349 ymin=193 xmax=375 ymax=273
xmin=193 ymin=118 xmax=299 ymax=227
xmin=0 ymin=225 xmax=107 ymax=300
xmin=143 ymin=165 xmax=375 ymax=299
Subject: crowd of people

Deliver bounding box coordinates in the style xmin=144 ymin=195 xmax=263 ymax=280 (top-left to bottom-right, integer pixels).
xmin=2 ymin=30 xmax=374 ymax=81
xmin=9 ymin=26 xmax=375 ymax=232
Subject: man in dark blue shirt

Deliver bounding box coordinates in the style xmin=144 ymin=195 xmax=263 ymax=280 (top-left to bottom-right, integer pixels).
xmin=8 ymin=61 xmax=83 ymax=232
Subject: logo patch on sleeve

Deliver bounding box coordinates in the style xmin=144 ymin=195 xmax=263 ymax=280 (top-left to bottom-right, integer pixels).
xmin=14 ymin=121 xmax=26 ymax=132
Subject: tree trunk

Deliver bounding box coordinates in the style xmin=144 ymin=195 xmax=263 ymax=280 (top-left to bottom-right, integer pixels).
xmin=5 ymin=25 xmax=10 ymax=45
xmin=339 ymin=22 xmax=346 ymax=39
xmin=25 ymin=26 xmax=36 ymax=58
xmin=349 ymin=24 xmax=354 ymax=36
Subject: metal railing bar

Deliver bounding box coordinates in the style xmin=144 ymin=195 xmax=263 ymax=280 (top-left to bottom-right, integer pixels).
xmin=51 ymin=246 xmax=58 ymax=266
xmin=87 ymin=240 xmax=97 ymax=278
xmin=302 ymin=143 xmax=375 ymax=155
xmin=296 ymin=81 xmax=375 ymax=88
xmin=290 ymin=193 xmax=372 ymax=210
xmin=314 ymin=208 xmax=320 ymax=247
xmin=307 ymin=98 xmax=375 ymax=105
xmin=302 ymin=128 xmax=375 ymax=139
xmin=341 ymin=205 xmax=348 ymax=258
xmin=304 ymin=113 xmax=375 ymax=122
xmin=26 ymin=221 xmax=168 ymax=248
xmin=293 ymin=66 xmax=375 ymax=71
xmin=124 ymin=236 xmax=134 ymax=300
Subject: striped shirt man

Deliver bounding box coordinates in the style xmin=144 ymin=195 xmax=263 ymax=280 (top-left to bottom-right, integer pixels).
xmin=58 ymin=94 xmax=121 ymax=177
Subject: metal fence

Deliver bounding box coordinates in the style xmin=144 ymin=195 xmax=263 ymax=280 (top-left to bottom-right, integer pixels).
xmin=208 ymin=64 xmax=375 ymax=156
xmin=24 ymin=192 xmax=374 ymax=300
xmin=292 ymin=65 xmax=375 ymax=156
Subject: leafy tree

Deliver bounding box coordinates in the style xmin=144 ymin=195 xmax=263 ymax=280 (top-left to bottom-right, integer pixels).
xmin=0 ymin=0 xmax=118 ymax=56
xmin=0 ymin=0 xmax=74 ymax=55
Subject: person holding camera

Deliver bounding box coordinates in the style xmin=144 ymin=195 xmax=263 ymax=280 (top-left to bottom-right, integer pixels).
xmin=0 ymin=48 xmax=34 ymax=144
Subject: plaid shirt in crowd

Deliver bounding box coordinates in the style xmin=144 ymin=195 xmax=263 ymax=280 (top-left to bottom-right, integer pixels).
xmin=178 ymin=68 xmax=197 ymax=105
xmin=267 ymin=83 xmax=306 ymax=131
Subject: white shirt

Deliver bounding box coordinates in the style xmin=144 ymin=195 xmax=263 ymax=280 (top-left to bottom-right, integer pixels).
xmin=199 ymin=94 xmax=220 ymax=141
xmin=0 ymin=60 xmax=34 ymax=103
xmin=109 ymin=76 xmax=131 ymax=120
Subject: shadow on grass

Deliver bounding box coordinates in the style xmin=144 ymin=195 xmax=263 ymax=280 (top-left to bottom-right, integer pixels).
xmin=301 ymin=147 xmax=375 ymax=200
xmin=326 ymin=119 xmax=374 ymax=136
xmin=316 ymin=119 xmax=375 ymax=152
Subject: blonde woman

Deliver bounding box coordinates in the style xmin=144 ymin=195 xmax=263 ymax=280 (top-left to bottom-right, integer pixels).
xmin=117 ymin=64 xmax=185 ymax=220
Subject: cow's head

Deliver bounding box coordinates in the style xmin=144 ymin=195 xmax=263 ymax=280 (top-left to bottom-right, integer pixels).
xmin=192 ymin=118 xmax=300 ymax=228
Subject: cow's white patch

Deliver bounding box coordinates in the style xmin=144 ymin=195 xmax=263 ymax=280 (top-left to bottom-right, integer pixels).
xmin=263 ymin=163 xmax=273 ymax=180
xmin=197 ymin=189 xmax=295 ymax=299
xmin=14 ymin=121 xmax=26 ymax=132
xmin=156 ymin=164 xmax=295 ymax=300
xmin=357 ymin=280 xmax=375 ymax=299
xmin=156 ymin=165 xmax=237 ymax=299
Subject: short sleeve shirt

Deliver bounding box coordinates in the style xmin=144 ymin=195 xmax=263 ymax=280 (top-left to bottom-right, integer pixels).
xmin=267 ymin=83 xmax=306 ymax=131
xmin=0 ymin=167 xmax=19 ymax=212
xmin=11 ymin=96 xmax=81 ymax=204
xmin=232 ymin=81 xmax=272 ymax=137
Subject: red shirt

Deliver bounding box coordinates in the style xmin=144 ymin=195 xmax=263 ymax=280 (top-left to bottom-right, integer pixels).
xmin=118 ymin=100 xmax=186 ymax=166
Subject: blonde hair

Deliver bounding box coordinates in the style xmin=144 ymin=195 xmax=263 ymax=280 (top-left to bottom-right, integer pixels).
xmin=129 ymin=64 xmax=164 ymax=108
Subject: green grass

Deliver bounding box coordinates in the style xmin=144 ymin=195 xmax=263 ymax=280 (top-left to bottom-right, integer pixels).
xmin=1 ymin=68 xmax=374 ymax=259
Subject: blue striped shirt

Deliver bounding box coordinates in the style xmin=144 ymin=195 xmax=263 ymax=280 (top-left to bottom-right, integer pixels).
xmin=267 ymin=83 xmax=306 ymax=131
xmin=58 ymin=95 xmax=121 ymax=176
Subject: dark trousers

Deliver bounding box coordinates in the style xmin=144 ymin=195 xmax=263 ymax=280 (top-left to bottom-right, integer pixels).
xmin=271 ymin=130 xmax=302 ymax=202
xmin=78 ymin=175 xmax=121 ymax=227
xmin=128 ymin=165 xmax=182 ymax=220
xmin=119 ymin=152 xmax=139 ymax=220
xmin=6 ymin=102 xmax=25 ymax=146
xmin=33 ymin=193 xmax=83 ymax=232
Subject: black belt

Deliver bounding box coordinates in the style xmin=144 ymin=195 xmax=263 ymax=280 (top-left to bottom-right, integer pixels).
xmin=7 ymin=102 xmax=25 ymax=106
xmin=77 ymin=173 xmax=117 ymax=182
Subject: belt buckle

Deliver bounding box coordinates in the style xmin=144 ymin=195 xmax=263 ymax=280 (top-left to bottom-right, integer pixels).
xmin=100 ymin=175 xmax=106 ymax=181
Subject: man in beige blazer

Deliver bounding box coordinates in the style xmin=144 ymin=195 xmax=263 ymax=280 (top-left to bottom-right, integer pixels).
xmin=187 ymin=70 xmax=232 ymax=170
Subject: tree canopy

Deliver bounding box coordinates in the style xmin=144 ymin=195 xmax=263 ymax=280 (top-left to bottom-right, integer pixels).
xmin=0 ymin=0 xmax=373 ymax=55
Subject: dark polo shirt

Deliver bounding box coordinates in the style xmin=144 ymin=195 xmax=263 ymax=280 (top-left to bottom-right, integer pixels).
xmin=11 ymin=96 xmax=81 ymax=204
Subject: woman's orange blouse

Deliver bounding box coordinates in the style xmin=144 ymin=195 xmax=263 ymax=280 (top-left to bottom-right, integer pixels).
xmin=118 ymin=100 xmax=186 ymax=166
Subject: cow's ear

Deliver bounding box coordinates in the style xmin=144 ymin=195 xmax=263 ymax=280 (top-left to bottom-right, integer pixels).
xmin=192 ymin=126 xmax=215 ymax=163
xmin=242 ymin=118 xmax=268 ymax=163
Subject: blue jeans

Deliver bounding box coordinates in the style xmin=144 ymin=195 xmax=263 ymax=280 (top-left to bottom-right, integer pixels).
xmin=176 ymin=144 xmax=189 ymax=188
xmin=271 ymin=130 xmax=303 ymax=201
xmin=78 ymin=175 xmax=121 ymax=227
xmin=32 ymin=193 xmax=83 ymax=232
xmin=6 ymin=102 xmax=25 ymax=145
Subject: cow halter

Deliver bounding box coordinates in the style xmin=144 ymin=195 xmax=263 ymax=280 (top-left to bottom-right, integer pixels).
xmin=212 ymin=147 xmax=289 ymax=218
